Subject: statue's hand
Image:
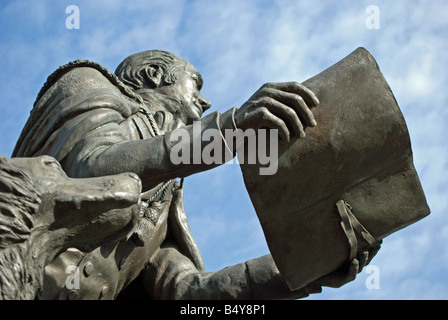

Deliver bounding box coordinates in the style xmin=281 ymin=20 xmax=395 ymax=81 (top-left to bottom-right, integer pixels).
xmin=234 ymin=82 xmax=319 ymax=142
xmin=318 ymin=244 xmax=381 ymax=288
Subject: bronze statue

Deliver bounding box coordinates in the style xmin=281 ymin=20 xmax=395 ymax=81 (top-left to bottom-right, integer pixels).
xmin=3 ymin=48 xmax=428 ymax=299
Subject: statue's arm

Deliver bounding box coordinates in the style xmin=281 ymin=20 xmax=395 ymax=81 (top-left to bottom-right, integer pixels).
xmin=61 ymin=108 xmax=237 ymax=191
xmin=141 ymin=241 xmax=321 ymax=300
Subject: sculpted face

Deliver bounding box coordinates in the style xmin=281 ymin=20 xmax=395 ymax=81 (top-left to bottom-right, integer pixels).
xmin=155 ymin=62 xmax=211 ymax=124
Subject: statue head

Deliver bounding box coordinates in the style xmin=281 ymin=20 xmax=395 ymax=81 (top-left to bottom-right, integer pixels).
xmin=115 ymin=50 xmax=187 ymax=90
xmin=115 ymin=50 xmax=211 ymax=124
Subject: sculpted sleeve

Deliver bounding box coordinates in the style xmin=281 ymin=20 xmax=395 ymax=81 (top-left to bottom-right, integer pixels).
xmin=143 ymin=241 xmax=320 ymax=300
xmin=144 ymin=185 xmax=319 ymax=300
xmin=60 ymin=107 xmax=237 ymax=189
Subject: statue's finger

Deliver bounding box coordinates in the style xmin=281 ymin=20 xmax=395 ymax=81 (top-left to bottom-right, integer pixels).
xmin=357 ymin=251 xmax=370 ymax=273
xmin=261 ymin=96 xmax=306 ymax=138
xmin=264 ymin=82 xmax=320 ymax=107
xmin=347 ymin=258 xmax=359 ymax=282
xmin=262 ymin=88 xmax=317 ymax=128
xmin=256 ymin=108 xmax=291 ymax=143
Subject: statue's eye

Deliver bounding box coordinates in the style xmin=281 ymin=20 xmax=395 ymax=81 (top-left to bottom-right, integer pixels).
xmin=43 ymin=157 xmax=62 ymax=171
xmin=190 ymin=74 xmax=202 ymax=90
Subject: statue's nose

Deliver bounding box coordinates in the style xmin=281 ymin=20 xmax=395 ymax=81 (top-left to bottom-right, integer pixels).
xmin=198 ymin=94 xmax=211 ymax=111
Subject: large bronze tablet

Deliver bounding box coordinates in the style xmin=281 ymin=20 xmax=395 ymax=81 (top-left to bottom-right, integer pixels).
xmin=240 ymin=47 xmax=430 ymax=291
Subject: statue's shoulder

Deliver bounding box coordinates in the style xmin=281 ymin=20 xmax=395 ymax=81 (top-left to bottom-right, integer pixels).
xmin=34 ymin=60 xmax=143 ymax=109
xmin=12 ymin=60 xmax=144 ymax=158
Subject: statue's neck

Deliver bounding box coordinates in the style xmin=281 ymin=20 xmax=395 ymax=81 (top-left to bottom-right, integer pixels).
xmin=135 ymin=90 xmax=188 ymax=133
xmin=135 ymin=90 xmax=179 ymax=114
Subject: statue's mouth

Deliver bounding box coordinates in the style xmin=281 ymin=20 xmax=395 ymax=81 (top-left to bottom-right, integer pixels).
xmin=193 ymin=103 xmax=203 ymax=118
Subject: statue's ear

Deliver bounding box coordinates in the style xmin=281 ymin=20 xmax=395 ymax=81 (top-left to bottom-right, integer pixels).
xmin=143 ymin=64 xmax=163 ymax=88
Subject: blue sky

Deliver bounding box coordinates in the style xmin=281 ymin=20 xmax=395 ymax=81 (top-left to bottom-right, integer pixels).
xmin=0 ymin=0 xmax=447 ymax=299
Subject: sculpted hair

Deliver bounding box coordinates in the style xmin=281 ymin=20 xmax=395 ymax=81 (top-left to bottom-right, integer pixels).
xmin=0 ymin=156 xmax=41 ymax=249
xmin=115 ymin=50 xmax=186 ymax=90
